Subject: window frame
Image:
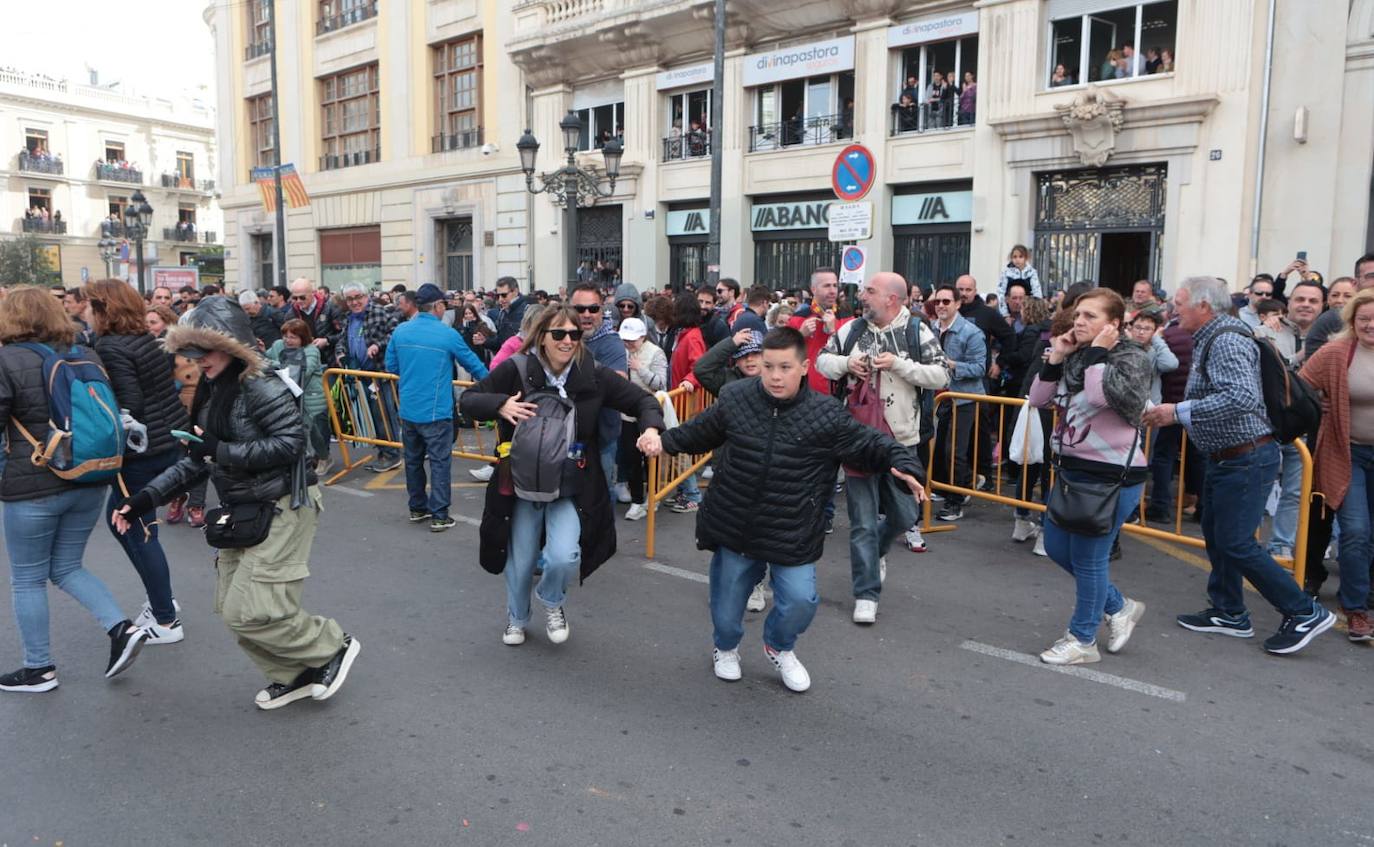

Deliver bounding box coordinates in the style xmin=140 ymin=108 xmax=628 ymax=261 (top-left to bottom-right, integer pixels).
xmin=574 ymin=101 xmax=624 ymax=152
xmin=319 ymin=63 xmax=381 ymax=169
xmin=749 ymin=71 xmax=854 ymax=152
xmin=892 ymin=34 xmax=979 ymax=134
xmin=247 ymin=93 xmax=277 ymax=169
xmin=248 ymin=0 xmax=271 ymax=49
xmin=104 ymin=141 xmax=126 ymax=163
xmin=432 ymin=33 xmax=484 ymax=150
xmin=25 ymin=128 xmax=49 ymax=155
xmin=175 ymin=151 xmax=195 ymax=182
xmin=27 ymin=187 xmax=52 ymax=211
xmin=1043 ymin=0 xmax=1176 ymax=91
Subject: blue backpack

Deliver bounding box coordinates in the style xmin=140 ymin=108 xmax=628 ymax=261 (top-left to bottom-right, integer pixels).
xmin=11 ymin=342 xmax=124 ymax=483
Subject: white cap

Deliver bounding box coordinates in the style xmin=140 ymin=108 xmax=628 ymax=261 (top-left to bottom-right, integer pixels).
xmin=617 ymin=317 xmax=647 ymax=341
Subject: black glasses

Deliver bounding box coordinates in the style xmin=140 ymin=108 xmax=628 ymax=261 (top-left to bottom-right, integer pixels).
xmin=715 ymin=288 xmax=730 ymax=295
xmin=544 ymin=328 xmax=584 ymax=341
xmin=618 ymin=302 xmax=637 ymax=310
xmin=496 ymin=290 xmax=512 ymax=298
xmin=571 ymin=305 xmax=601 ymax=314
xmin=931 ymin=298 xmax=955 ymax=305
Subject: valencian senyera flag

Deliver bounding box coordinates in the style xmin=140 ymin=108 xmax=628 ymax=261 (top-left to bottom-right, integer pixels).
xmin=252 ymin=164 xmax=311 ymax=211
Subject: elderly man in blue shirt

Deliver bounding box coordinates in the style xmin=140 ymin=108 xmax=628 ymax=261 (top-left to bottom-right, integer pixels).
xmin=386 ymin=283 xmax=489 ymax=532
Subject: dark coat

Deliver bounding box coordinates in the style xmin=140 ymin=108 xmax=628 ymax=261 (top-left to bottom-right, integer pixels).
xmin=490 ymin=294 xmax=532 ymax=348
xmin=94 ymin=331 xmax=189 ymax=457
xmin=248 ymin=307 xmax=284 ymax=348
xmin=660 ymin=378 xmax=924 ymax=566
xmin=459 ymin=354 xmax=666 ymax=580
xmin=1159 ymin=319 xmax=1195 ymax=404
xmin=0 ymin=343 xmax=107 ymax=502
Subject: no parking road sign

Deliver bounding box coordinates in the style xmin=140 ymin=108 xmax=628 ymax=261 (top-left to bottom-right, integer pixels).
xmin=832 ymin=144 xmax=876 ymax=202
xmin=839 ymin=245 xmax=867 ymax=285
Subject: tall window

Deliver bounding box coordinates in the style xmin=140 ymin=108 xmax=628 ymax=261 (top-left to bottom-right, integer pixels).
xmin=252 ymin=233 xmax=275 ymax=288
xmin=575 ymin=102 xmax=624 ymax=152
xmin=247 ymin=94 xmax=276 ymax=169
xmin=178 ymin=205 xmax=197 ymax=226
xmin=663 ymin=89 xmax=711 ymax=160
xmin=1047 ymin=1 xmax=1177 ymax=87
xmin=105 ymin=141 xmax=126 ymax=163
xmin=320 ymin=64 xmax=380 ymax=170
xmin=27 ymin=188 xmax=51 ymax=212
xmin=433 ymin=34 xmax=483 ymax=151
xmin=108 ymin=196 xmax=128 ymax=218
xmin=441 ymin=219 xmax=474 ymax=290
xmin=893 ymin=35 xmax=979 ymax=134
xmin=25 ymin=129 xmax=48 ymax=154
xmin=750 ymin=72 xmax=854 ymax=152
xmin=248 ymin=0 xmax=271 ymax=50
xmin=176 ymin=151 xmax=195 ymax=182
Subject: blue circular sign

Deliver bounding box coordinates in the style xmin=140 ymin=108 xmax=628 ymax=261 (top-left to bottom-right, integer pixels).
xmin=842 ymin=246 xmax=865 ymax=272
xmin=832 ymin=144 xmax=876 ymax=201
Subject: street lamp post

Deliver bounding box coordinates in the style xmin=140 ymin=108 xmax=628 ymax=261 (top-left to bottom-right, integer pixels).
xmin=517 ymin=111 xmax=622 ymax=291
xmin=97 ymin=238 xmax=118 ymax=279
xmin=122 ymin=189 xmax=153 ymax=294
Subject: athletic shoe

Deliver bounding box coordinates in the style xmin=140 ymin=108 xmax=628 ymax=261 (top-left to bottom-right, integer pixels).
xmin=545 ymin=605 xmax=570 ymax=644
xmin=702 ymin=466 xmax=715 ymax=481
xmin=502 ymin=624 xmax=526 ymax=646
xmin=142 ymin=619 xmax=185 ymax=645
xmin=1032 ymin=532 xmax=1047 ymax=557
xmin=187 ymin=507 xmax=205 ymax=528
xmin=430 ymin=516 xmax=457 ymax=532
xmin=1144 ymin=505 xmax=1170 ymax=523
xmin=469 ymin=465 xmax=495 ymax=482
xmin=613 ymin=482 xmax=632 ymax=504
xmin=1269 ymin=545 xmax=1294 ymax=562
xmin=625 ymin=502 xmax=648 ymax=521
xmin=1105 ymin=598 xmax=1145 ymax=654
xmin=879 ymin=556 xmax=887 ymax=585
xmin=1345 ymin=608 xmax=1374 ymax=642
xmin=853 ymin=599 xmax=877 ymax=624
xmin=937 ymin=501 xmax=963 ymax=522
xmin=669 ymin=496 xmax=699 ymax=514
xmin=1176 ymin=608 xmax=1255 ymax=638
xmin=976 ymin=474 xmax=989 ymax=492
xmin=312 ymin=635 xmax=360 ymax=701
xmin=0 ymin=665 xmax=58 ymax=693
xmin=1012 ymin=518 xmax=1037 ymax=542
xmin=1039 ymin=632 xmax=1101 ymax=665
xmin=408 ymin=509 xmax=431 ymax=523
xmin=165 ymin=496 xmax=186 ymax=524
xmin=133 ymin=598 xmax=182 ymax=629
xmin=905 ymin=526 xmax=927 ymax=553
xmin=746 ymin=582 xmax=767 ymax=612
xmin=367 ymin=456 xmax=403 ymax=473
xmin=255 ymin=669 xmax=323 ymax=711
xmin=764 ymin=645 xmax=811 ymax=692
xmin=1263 ymin=603 xmax=1335 ymax=655
xmin=823 ymin=516 xmax=834 ymax=534
xmin=712 ymin=648 xmax=741 ymax=681
xmin=928 ymin=491 xmax=945 ymax=503
xmin=105 ymin=621 xmax=147 ymax=679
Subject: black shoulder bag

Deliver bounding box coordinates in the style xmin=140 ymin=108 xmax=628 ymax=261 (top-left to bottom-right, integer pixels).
xmin=203 ymin=502 xmax=277 ymax=549
xmin=1045 ymin=420 xmax=1139 ymax=538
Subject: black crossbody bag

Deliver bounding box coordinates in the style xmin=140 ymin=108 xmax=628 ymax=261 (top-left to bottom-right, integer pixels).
xmin=1045 ymin=424 xmax=1139 ymax=538
xmin=203 ymin=502 xmax=277 ymax=549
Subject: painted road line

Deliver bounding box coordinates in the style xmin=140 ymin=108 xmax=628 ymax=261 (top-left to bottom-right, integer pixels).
xmin=644 ymin=561 xmax=710 ymax=584
xmin=959 ymin=640 xmax=1187 ymax=703
xmin=328 ymin=486 xmax=375 ymax=498
xmin=454 ymin=515 xmax=481 ymax=527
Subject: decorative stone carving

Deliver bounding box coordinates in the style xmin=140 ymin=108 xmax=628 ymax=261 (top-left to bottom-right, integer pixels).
xmin=1054 ymin=87 xmax=1126 ymax=167
xmin=597 ymin=25 xmax=659 ymax=66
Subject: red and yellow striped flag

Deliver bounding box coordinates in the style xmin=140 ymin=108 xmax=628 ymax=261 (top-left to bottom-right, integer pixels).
xmin=252 ymin=164 xmax=311 ymax=211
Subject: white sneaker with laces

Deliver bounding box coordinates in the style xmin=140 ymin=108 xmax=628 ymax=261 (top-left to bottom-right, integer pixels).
xmin=1012 ymin=518 xmax=1037 ymax=542
xmin=853 ymin=599 xmax=877 ymax=624
xmin=764 ymin=646 xmax=811 ymax=692
xmin=142 ymin=619 xmax=185 ymax=645
xmin=1105 ymin=597 xmax=1146 ymax=653
xmin=502 ymin=624 xmax=525 ymax=645
xmin=1039 ymin=632 xmax=1101 ymax=665
xmin=133 ymin=598 xmax=182 ymax=629
xmin=625 ymin=502 xmax=648 ymax=521
xmin=702 ymin=466 xmax=714 ymax=480
xmin=905 ymin=526 xmax=927 ymax=553
xmin=712 ymin=647 xmax=740 ymax=681
xmin=1032 ymin=532 xmax=1047 ymax=557
xmin=545 ymin=605 xmax=570 ymax=644
xmin=613 ymin=482 xmax=632 ymax=504
xmin=746 ymin=582 xmax=767 ymax=612
xmin=469 ymin=464 xmax=495 ymax=482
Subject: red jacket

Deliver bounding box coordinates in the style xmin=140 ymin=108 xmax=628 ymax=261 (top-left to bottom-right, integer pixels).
xmin=671 ymin=326 xmax=707 ymax=389
xmin=787 ymin=310 xmax=851 ymax=394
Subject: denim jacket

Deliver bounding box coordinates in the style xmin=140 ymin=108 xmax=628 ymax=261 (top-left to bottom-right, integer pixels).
xmin=935 ymin=314 xmax=987 ymax=405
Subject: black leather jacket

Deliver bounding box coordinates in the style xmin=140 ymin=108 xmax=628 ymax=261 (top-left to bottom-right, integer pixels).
xmin=94 ymin=331 xmax=189 ymax=457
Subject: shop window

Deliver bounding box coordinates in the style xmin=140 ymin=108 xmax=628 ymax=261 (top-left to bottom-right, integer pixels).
xmin=433 ymin=34 xmax=483 ymax=152
xmin=750 ymin=72 xmax=854 ymax=152
xmin=574 ymin=102 xmax=624 ymax=152
xmin=892 ymin=35 xmax=978 ymax=135
xmin=663 ymin=89 xmax=711 ymax=160
xmin=1046 ymin=0 xmax=1177 ymax=88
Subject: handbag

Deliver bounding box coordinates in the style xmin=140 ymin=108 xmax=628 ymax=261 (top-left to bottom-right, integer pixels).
xmin=843 ymin=371 xmax=892 ymax=478
xmin=203 ymin=502 xmax=277 ymax=549
xmin=1045 ymin=426 xmax=1138 ymax=537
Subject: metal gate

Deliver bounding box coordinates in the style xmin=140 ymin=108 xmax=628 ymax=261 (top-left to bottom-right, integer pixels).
xmin=893 ymin=231 xmax=971 ymax=291
xmin=1032 ymin=164 xmax=1166 ymax=294
xmin=442 ymin=219 xmax=473 ymax=290
xmin=753 ymin=237 xmax=846 ymax=291
xmin=577 ymin=205 xmax=623 ymax=271
xmin=670 ymin=241 xmax=707 ymax=291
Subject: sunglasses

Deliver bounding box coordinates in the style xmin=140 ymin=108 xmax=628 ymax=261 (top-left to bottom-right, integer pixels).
xmin=715 ymin=288 xmax=730 ymax=295
xmin=618 ymin=302 xmax=637 ymax=310
xmin=931 ymin=298 xmax=955 ymax=305
xmin=544 ymin=328 xmax=584 ymax=341
xmin=571 ymin=305 xmax=601 ymax=314
xmin=496 ymin=291 xmax=512 ymax=298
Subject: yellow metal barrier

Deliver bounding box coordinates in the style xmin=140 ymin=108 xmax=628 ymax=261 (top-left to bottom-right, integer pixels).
xmin=925 ymin=391 xmax=1312 ymax=586
xmin=321 ymin=368 xmax=497 ymax=485
xmin=644 ymin=387 xmax=714 ymax=559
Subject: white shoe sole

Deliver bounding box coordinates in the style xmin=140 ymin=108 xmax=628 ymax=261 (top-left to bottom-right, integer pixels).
xmin=1106 ymin=600 xmax=1146 ymax=654
xmin=713 ymin=652 xmax=741 ymax=681
xmin=0 ymin=678 xmax=59 ymax=693
xmin=256 ymin=683 xmax=324 ymax=710
xmin=852 ymin=605 xmax=877 ymax=625
xmin=143 ymin=627 xmax=185 ymax=645
xmin=503 ymin=628 xmax=526 ymax=645
xmin=313 ymin=637 xmax=360 ymax=701
xmin=105 ymin=629 xmax=147 ymax=679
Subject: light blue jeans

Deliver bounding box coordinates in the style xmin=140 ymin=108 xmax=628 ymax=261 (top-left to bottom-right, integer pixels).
xmin=5 ymin=487 xmax=125 ymax=668
xmin=709 ymin=547 xmax=818 ymax=652
xmin=505 ymin=497 xmax=581 ymax=627
xmin=1041 ymin=477 xmax=1144 ymax=644
xmin=1267 ymin=442 xmax=1302 ymax=553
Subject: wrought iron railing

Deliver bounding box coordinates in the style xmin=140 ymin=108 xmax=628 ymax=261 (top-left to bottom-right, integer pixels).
xmin=748 ymin=113 xmax=851 ymax=152
xmin=18 ymin=151 xmax=63 ymax=175
xmin=95 ymin=163 xmax=142 ymax=184
xmin=889 ymin=100 xmax=973 ymax=136
xmin=100 ymin=220 xmax=126 ymax=238
xmin=317 ymin=1 xmax=379 ymax=35
xmin=320 ymin=149 xmax=380 ymax=170
xmin=661 ymin=133 xmax=710 ymax=161
xmin=22 ymin=218 xmax=66 ymax=234
xmin=245 ymin=39 xmax=272 ymax=60
xmin=431 ymin=128 xmax=484 ymax=153
xmin=160 ymin=173 xmax=215 ymax=192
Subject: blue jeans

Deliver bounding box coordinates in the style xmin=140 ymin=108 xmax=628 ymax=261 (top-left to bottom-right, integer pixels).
xmin=708 ymin=547 xmax=818 ymax=652
xmin=1042 ymin=476 xmax=1143 ymax=644
xmin=846 ymin=471 xmax=918 ymax=601
xmin=1267 ymin=442 xmax=1302 ymax=552
xmin=402 ymin=418 xmax=454 ymax=520
xmin=105 ymin=449 xmax=180 ymax=625
xmin=600 ymin=441 xmax=617 ymax=499
xmin=675 ymin=472 xmax=703 ymax=504
xmin=366 ymin=376 xmax=400 ymax=461
xmin=5 ymin=487 xmax=125 ymax=668
xmin=505 ymin=498 xmax=580 ymax=627
xmin=1201 ymin=441 xmax=1311 ymax=617
xmin=1147 ymin=424 xmax=1183 ymax=511
xmin=1334 ymin=444 xmax=1374 ymax=611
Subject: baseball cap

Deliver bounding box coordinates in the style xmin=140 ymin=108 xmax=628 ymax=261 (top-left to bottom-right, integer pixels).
xmin=617 ymin=317 xmax=647 ymax=341
xmin=732 ymin=330 xmax=764 ymax=360
xmin=415 ymin=283 xmax=444 ymax=306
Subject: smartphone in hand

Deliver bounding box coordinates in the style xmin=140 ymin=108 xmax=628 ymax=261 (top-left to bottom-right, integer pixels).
xmin=170 ymin=428 xmax=203 ymax=443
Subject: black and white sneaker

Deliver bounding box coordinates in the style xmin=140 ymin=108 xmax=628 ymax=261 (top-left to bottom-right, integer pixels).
xmin=0 ymin=665 xmax=58 ymax=693
xmin=408 ymin=509 xmax=431 ymax=523
xmin=1176 ymin=608 xmax=1255 ymax=638
xmin=255 ymin=669 xmax=324 ymax=710
xmin=133 ymin=598 xmax=182 ymax=629
xmin=937 ymin=501 xmax=964 ymax=522
xmin=312 ymin=635 xmax=360 ymax=701
xmin=430 ymin=516 xmax=457 ymax=532
xmin=1263 ymin=603 xmax=1336 ymax=655
xmin=105 ymin=621 xmax=147 ymax=679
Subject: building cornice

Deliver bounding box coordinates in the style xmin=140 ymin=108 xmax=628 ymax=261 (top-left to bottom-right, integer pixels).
xmin=987 ymin=93 xmax=1220 ymax=142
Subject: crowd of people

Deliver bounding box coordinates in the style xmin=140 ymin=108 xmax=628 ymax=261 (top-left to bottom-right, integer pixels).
xmin=893 ymin=70 xmax=977 ymax=132
xmin=1050 ymin=43 xmax=1176 ymax=88
xmin=1 ymin=247 xmax=1371 ymax=707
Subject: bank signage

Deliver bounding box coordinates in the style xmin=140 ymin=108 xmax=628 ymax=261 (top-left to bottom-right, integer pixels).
xmin=891 ymin=190 xmax=973 ymax=225
xmin=751 ymin=200 xmax=834 ymax=232
xmin=743 ymin=36 xmax=855 ymax=87
xmin=666 ymin=208 xmax=711 ymax=237
xmin=887 ymin=11 xmax=979 ymax=48
xmin=656 ymin=62 xmax=714 ymax=91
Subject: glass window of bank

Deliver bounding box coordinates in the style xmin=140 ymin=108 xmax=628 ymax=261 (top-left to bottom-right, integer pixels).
xmin=1046 ymin=1 xmax=1177 ymax=88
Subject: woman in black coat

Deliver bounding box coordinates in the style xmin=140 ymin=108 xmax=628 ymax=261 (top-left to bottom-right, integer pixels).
xmin=459 ymin=305 xmax=665 ymax=647
xmin=85 ymin=279 xmax=190 ymax=644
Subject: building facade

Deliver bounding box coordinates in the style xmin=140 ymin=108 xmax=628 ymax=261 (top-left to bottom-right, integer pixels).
xmin=0 ymin=70 xmax=223 ymax=288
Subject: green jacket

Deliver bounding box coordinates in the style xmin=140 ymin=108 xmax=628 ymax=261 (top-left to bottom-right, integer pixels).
xmin=266 ymin=340 xmax=326 ymax=418
xmin=693 ymin=336 xmax=748 ymax=397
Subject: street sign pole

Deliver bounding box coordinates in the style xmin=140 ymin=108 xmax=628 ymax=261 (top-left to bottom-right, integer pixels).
xmin=705 ymin=0 xmax=725 ymax=292
xmin=267 ymin=0 xmax=288 ymax=290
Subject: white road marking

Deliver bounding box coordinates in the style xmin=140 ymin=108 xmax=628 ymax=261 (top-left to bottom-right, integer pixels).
xmin=959 ymin=640 xmax=1187 ymax=703
xmin=454 ymin=515 xmax=481 ymax=527
xmin=328 ymin=486 xmax=375 ymax=498
xmin=644 ymin=561 xmax=709 ymax=584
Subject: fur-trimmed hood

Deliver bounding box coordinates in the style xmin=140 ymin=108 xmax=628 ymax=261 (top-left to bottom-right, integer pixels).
xmin=162 ymin=295 xmax=267 ymax=380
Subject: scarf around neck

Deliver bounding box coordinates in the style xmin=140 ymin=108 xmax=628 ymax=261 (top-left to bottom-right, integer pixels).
xmin=1059 ymin=340 xmax=1152 ymax=425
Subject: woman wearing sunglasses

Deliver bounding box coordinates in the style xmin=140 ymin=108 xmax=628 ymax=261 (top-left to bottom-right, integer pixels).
xmin=460 ymin=306 xmax=665 ymax=646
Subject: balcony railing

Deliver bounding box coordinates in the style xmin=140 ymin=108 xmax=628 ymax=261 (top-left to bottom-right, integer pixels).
xmin=160 ymin=173 xmax=215 ymax=192
xmin=317 ymin=1 xmax=378 ymax=35
xmin=94 ymin=162 xmax=142 ymax=184
xmin=18 ymin=151 xmax=64 ymax=175
xmin=100 ymin=220 xmax=126 ymax=238
xmin=748 ymin=113 xmax=852 ymax=153
xmin=203 ymin=231 xmax=218 ymax=244
xmin=320 ymin=149 xmax=380 ymax=171
xmin=164 ymin=226 xmax=203 ymax=243
xmin=431 ymin=128 xmax=484 ymax=153
xmin=662 ymin=132 xmax=710 ymax=161
xmin=890 ymin=101 xmax=974 ymax=136
xmin=245 ymin=39 xmax=272 ymax=60
xmin=22 ymin=218 xmax=67 ymax=235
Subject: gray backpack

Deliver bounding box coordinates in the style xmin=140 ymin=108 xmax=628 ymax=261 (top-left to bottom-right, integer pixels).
xmin=508 ymin=354 xmax=582 ymax=502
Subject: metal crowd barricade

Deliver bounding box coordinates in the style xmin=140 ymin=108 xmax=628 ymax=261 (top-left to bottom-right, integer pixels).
xmin=320 ymin=368 xmax=497 ymax=485
xmin=644 ymin=387 xmax=715 ymax=559
xmin=924 ymin=391 xmax=1313 ymax=586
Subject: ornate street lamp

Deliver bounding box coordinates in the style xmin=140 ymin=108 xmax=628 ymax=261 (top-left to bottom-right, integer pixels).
xmin=98 ymin=238 xmax=119 ymax=278
xmin=123 ymin=189 xmax=153 ymax=293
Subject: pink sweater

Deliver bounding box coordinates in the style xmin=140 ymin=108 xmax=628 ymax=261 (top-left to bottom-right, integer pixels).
xmin=1029 ymin=361 xmax=1145 ymax=469
xmin=490 ymin=335 xmax=524 ymax=369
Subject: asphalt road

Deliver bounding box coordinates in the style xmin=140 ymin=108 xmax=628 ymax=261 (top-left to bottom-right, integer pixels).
xmin=2 ymin=458 xmax=1371 ymax=847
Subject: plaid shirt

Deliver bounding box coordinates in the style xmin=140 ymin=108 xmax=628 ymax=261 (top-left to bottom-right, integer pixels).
xmin=1179 ymin=314 xmax=1270 ymax=453
xmin=339 ymin=300 xmax=399 ymax=368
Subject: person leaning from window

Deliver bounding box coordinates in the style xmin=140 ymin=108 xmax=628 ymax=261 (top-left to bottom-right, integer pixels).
xmin=892 ymin=93 xmax=920 ymax=133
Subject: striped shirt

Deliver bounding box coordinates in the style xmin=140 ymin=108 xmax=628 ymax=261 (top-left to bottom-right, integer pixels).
xmin=1177 ymin=315 xmax=1271 ymax=453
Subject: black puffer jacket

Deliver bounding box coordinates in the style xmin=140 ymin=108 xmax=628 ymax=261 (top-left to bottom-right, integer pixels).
xmin=0 ymin=343 xmax=107 ymax=502
xmin=141 ymin=296 xmax=315 ymax=507
xmin=94 ymin=331 xmax=189 ymax=457
xmin=660 ymin=378 xmax=924 ymax=566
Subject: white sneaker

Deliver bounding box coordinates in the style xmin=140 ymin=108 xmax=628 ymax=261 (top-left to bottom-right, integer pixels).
xmin=905 ymin=526 xmax=927 ymax=553
xmin=1012 ymin=518 xmax=1037 ymax=542
xmin=502 ymin=624 xmax=525 ymax=645
xmin=702 ymin=466 xmax=714 ymax=480
xmin=853 ymin=598 xmax=877 ymax=624
xmin=879 ymin=556 xmax=887 ymax=585
xmin=764 ymin=646 xmax=811 ymax=692
xmin=1039 ymin=632 xmax=1101 ymax=665
xmin=613 ymin=482 xmax=632 ymax=504
xmin=133 ymin=599 xmax=182 ymax=629
xmin=469 ymin=464 xmax=495 ymax=482
xmin=1105 ymin=597 xmax=1146 ymax=653
xmin=746 ymin=582 xmax=767 ymax=612
xmin=142 ymin=619 xmax=185 ymax=645
xmin=625 ymin=502 xmax=648 ymax=521
xmin=1032 ymin=532 xmax=1047 ymax=557
xmin=545 ymin=605 xmax=570 ymax=644
xmin=712 ymin=647 xmax=741 ymax=681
